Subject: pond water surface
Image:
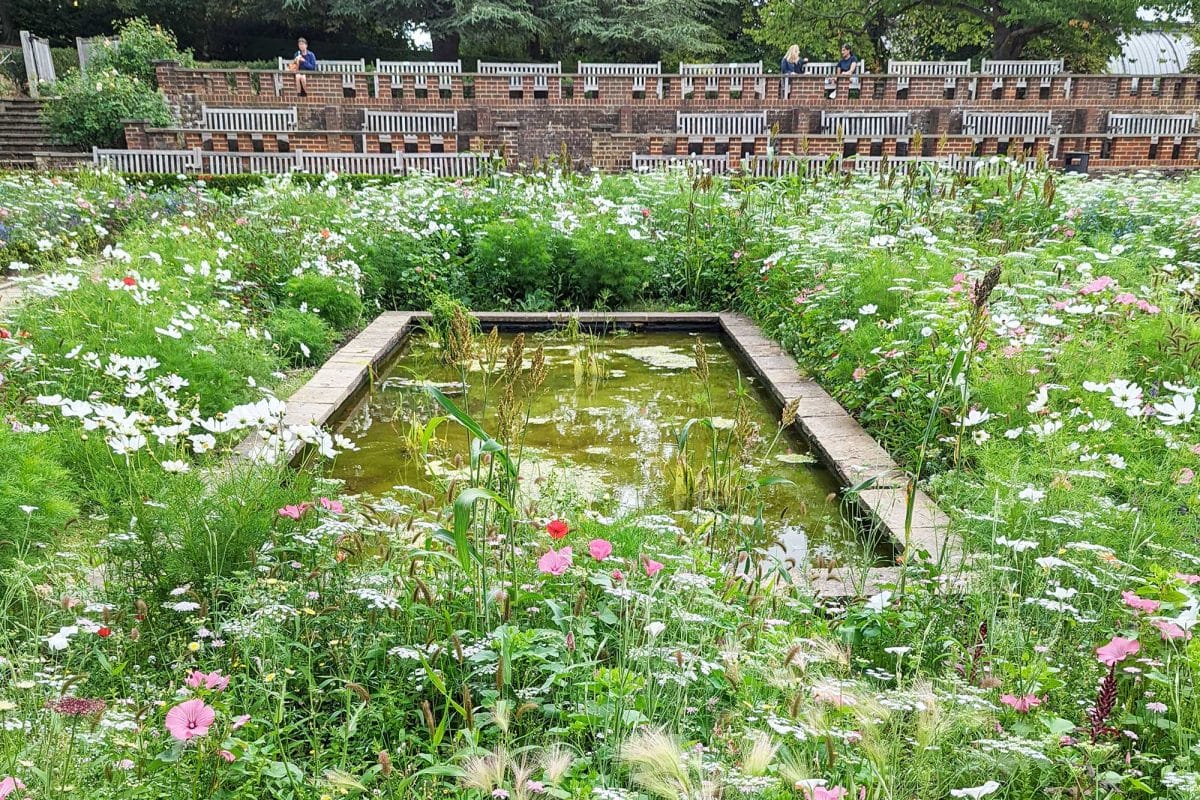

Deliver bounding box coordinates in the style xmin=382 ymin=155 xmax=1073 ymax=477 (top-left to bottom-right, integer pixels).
xmin=332 ymin=329 xmax=876 ymax=566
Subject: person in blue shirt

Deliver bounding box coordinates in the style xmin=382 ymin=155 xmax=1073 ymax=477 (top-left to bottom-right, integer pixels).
xmin=289 ymin=38 xmax=317 ymax=96
xmin=781 ymin=45 xmax=808 ymax=75
xmin=836 ymin=44 xmax=860 ymax=75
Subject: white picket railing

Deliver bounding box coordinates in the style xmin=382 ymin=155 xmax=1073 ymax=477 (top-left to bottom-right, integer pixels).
xmin=801 ymin=62 xmax=838 ymax=75
xmin=93 ymin=148 xmax=202 ymax=173
xmin=887 ymin=60 xmax=971 ymax=75
xmin=677 ymin=112 xmax=768 ymax=137
xmin=363 ymin=111 xmax=458 ymax=134
xmin=962 ymin=111 xmax=1054 ymax=137
xmin=276 ymin=57 xmax=366 ymax=72
xmin=204 ymin=151 xmax=299 ymax=175
xmin=201 ymin=106 xmax=298 ymax=131
xmin=821 ymin=111 xmax=912 ymax=138
xmin=478 ymin=62 xmax=561 ymax=92
xmin=980 ymin=59 xmax=1064 ymax=76
xmin=93 ymin=148 xmax=492 ymax=177
xmin=1106 ymin=113 xmax=1196 ymax=136
xmin=578 ymin=62 xmax=662 ymax=96
xmin=680 ymin=62 xmax=765 ymax=96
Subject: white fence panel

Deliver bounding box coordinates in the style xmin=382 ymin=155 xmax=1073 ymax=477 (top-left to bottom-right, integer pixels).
xmin=20 ymin=31 xmax=55 ymax=97
xmin=201 ymin=106 xmax=298 ymax=131
xmin=677 ymin=112 xmax=768 ymax=137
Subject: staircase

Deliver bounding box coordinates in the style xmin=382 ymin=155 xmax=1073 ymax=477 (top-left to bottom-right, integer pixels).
xmin=0 ymin=98 xmax=89 ymax=169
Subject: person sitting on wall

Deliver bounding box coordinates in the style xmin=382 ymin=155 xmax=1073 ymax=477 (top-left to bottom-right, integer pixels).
xmin=836 ymin=43 xmax=860 ymax=75
xmin=287 ymin=37 xmax=317 ymax=97
xmin=781 ymin=44 xmax=808 ymax=75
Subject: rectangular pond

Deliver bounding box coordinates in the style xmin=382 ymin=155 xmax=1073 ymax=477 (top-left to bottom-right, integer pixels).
xmin=330 ymin=326 xmax=891 ymax=568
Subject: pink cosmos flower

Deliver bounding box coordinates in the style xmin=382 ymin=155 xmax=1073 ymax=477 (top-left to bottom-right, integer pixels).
xmin=1079 ymin=276 xmax=1116 ymax=295
xmin=319 ymin=497 xmax=344 ymax=513
xmin=185 ymin=669 xmax=230 ymax=691
xmin=165 ymin=698 xmax=215 ymax=741
xmin=642 ymin=557 xmax=664 ymax=577
xmin=537 ymin=547 xmax=573 ymax=576
xmin=1152 ymin=619 xmax=1191 ymax=641
xmin=852 ymin=367 xmax=867 ymax=382
xmin=0 ymin=777 xmax=25 ymax=800
xmin=218 ymin=750 xmax=236 ymax=763
xmin=1113 ymin=292 xmax=1138 ymax=306
xmin=1096 ymin=636 xmax=1140 ymax=666
xmin=809 ymin=788 xmax=849 ymax=800
xmin=1122 ymin=592 xmax=1161 ymax=614
xmin=588 ymin=539 xmax=613 ymax=560
xmin=1000 ymin=693 xmax=1042 ymax=713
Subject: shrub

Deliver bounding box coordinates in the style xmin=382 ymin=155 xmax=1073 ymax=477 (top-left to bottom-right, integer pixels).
xmin=284 ymin=274 xmax=364 ymax=331
xmin=563 ymin=221 xmax=652 ymax=307
xmin=267 ymin=306 xmax=337 ymax=366
xmin=43 ymin=69 xmax=171 ymax=148
xmin=468 ymin=218 xmax=562 ymax=307
xmin=0 ymin=429 xmax=76 ymax=568
xmin=87 ymin=18 xmax=194 ymax=87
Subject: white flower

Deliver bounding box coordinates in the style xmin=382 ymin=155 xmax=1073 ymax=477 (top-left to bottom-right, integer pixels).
xmin=837 ymin=319 xmax=858 ymax=332
xmin=957 ymin=408 xmax=992 ymax=427
xmin=1106 ymin=453 xmax=1126 ymax=470
xmin=1018 ymin=486 xmax=1045 ymax=503
xmin=996 ymin=536 xmax=1039 ymax=552
xmin=169 ymin=601 xmax=201 ymax=613
xmin=865 ymin=591 xmax=892 ymax=613
xmin=1155 ymin=393 xmax=1196 ymax=426
xmin=161 ymin=460 xmax=190 ymax=474
xmin=858 ymin=304 xmax=878 ymax=316
xmin=951 ymin=782 xmax=1001 ymax=799
xmin=190 ymin=433 xmax=217 ymax=454
xmin=47 ymin=625 xmax=79 ymax=651
xmin=645 ymin=621 xmax=666 ymax=638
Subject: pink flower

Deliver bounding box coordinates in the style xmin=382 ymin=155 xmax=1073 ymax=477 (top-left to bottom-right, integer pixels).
xmin=185 ymin=670 xmax=230 ymax=691
xmin=642 ymin=557 xmax=664 ymax=577
xmin=0 ymin=777 xmax=25 ymax=800
xmin=218 ymin=750 xmax=236 ymax=763
xmin=537 ymin=547 xmax=573 ymax=576
xmin=1079 ymin=275 xmax=1115 ymax=295
xmin=231 ymin=714 xmax=251 ymax=730
xmin=1000 ymin=693 xmax=1042 ymax=713
xmin=588 ymin=539 xmax=613 ymax=560
xmin=318 ymin=497 xmax=344 ymax=513
xmin=1096 ymin=636 xmax=1140 ymax=666
xmin=1152 ymin=619 xmax=1191 ymax=641
xmin=611 ymin=569 xmax=625 ymax=581
xmin=278 ymin=504 xmax=309 ymax=520
xmin=1177 ymin=468 xmax=1195 ymax=486
xmin=852 ymin=367 xmax=867 ymax=382
xmin=809 ymin=788 xmax=849 ymax=800
xmin=1176 ymin=573 xmax=1200 ymax=585
xmin=546 ymin=519 xmax=569 ymax=540
xmin=116 ymin=759 xmax=136 ymax=770
xmin=1146 ymin=702 xmax=1168 ymax=713
xmin=1122 ymin=592 xmax=1160 ymax=614
xmin=165 ymin=698 xmax=216 ymax=741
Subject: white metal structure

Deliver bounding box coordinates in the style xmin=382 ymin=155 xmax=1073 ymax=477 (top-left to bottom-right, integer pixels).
xmin=677 ymin=111 xmax=768 ymax=138
xmin=477 ymin=62 xmax=561 ymax=93
xmin=201 ymin=106 xmax=298 ymax=131
xmin=577 ymin=62 xmax=662 ymax=96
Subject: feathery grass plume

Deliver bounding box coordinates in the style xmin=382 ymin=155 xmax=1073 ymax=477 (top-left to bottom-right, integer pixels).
xmin=324 ymin=769 xmax=368 ymax=793
xmin=503 ymin=332 xmax=525 ymax=378
xmin=527 ymin=344 xmax=547 ymax=390
xmin=742 ymin=731 xmax=778 ymax=776
xmin=781 ymin=397 xmax=800 ymax=428
xmin=541 ymin=744 xmax=573 ymax=784
xmin=491 ymin=699 xmax=512 ymax=735
xmin=461 ymin=746 xmax=508 ymax=794
xmin=510 ymin=758 xmax=535 ymax=800
xmin=496 ymin=381 xmax=518 ymax=445
xmin=620 ymin=728 xmax=696 ymax=800
xmin=482 ymin=326 xmax=502 ymax=372
xmin=911 ymin=680 xmax=943 ymax=750
xmin=693 ymin=337 xmax=710 ymax=385
xmin=377 ymin=750 xmax=393 ymax=777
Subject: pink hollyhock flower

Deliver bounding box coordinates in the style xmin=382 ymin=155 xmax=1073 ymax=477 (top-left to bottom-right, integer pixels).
xmin=186 ymin=670 xmax=230 ymax=691
xmin=1122 ymin=592 xmax=1160 ymax=614
xmin=1176 ymin=573 xmax=1200 ymax=584
xmin=642 ymin=557 xmax=664 ymax=577
xmin=278 ymin=504 xmax=309 ymax=520
xmin=546 ymin=519 xmax=569 ymax=540
xmin=319 ymin=497 xmax=344 ymax=513
xmin=231 ymin=714 xmax=251 ymax=730
xmin=538 ymin=547 xmax=573 ymax=576
xmin=1096 ymin=636 xmax=1140 ymax=666
xmin=1152 ymin=619 xmax=1191 ymax=641
xmin=588 ymin=539 xmax=613 ymax=560
xmin=1000 ymin=693 xmax=1042 ymax=713
xmin=165 ymin=698 xmax=215 ymax=741
xmin=0 ymin=777 xmax=25 ymax=800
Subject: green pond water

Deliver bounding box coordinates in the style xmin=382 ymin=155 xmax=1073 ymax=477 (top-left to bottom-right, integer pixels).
xmin=332 ymin=329 xmax=875 ymax=566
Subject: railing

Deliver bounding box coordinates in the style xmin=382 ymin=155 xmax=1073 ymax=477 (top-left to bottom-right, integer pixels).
xmin=201 ymin=106 xmax=298 ymax=131
xmin=980 ymin=59 xmax=1064 ymax=76
xmin=632 ymin=153 xmax=732 ymax=173
xmin=275 ymin=57 xmax=367 ymax=72
xmin=802 ymin=62 xmax=839 ymax=75
xmin=93 ymin=147 xmax=493 ymax=177
xmin=680 ymin=62 xmax=765 ymax=96
xmin=477 ymin=61 xmax=561 ymax=93
xmin=363 ymin=111 xmax=458 ymax=134
xmin=821 ymin=111 xmax=911 ymax=138
xmin=374 ymin=60 xmax=461 ymax=93
xmin=962 ymin=110 xmax=1054 ymax=137
xmin=1106 ymin=112 xmax=1196 ymax=136
xmin=887 ymin=60 xmax=971 ymax=75
xmin=677 ymin=111 xmax=768 ymax=137
xmin=578 ymin=62 xmax=662 ymax=96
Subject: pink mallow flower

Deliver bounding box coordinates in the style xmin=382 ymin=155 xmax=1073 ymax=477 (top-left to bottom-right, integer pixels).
xmin=809 ymin=788 xmax=849 ymax=800
xmin=1079 ymin=275 xmax=1116 ymax=295
xmin=1122 ymin=592 xmax=1161 ymax=614
xmin=588 ymin=539 xmax=613 ymax=560
xmin=231 ymin=714 xmax=251 ymax=730
xmin=1176 ymin=573 xmax=1200 ymax=585
xmin=1153 ymin=619 xmax=1191 ymax=641
xmin=1096 ymin=636 xmax=1140 ymax=666
xmin=165 ymin=698 xmax=216 ymax=741
xmin=185 ymin=669 xmax=230 ymax=691
xmin=319 ymin=497 xmax=344 ymax=513
xmin=642 ymin=557 xmax=664 ymax=577
xmin=1000 ymin=693 xmax=1042 ymax=713
xmin=0 ymin=777 xmax=25 ymax=800
xmin=278 ymin=504 xmax=310 ymax=520
xmin=537 ymin=547 xmax=573 ymax=577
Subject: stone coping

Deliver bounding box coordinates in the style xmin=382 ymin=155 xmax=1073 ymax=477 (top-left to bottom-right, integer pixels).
xmin=242 ymin=310 xmax=959 ymax=596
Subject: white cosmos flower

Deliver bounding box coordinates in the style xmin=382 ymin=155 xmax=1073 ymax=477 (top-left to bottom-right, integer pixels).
xmin=1155 ymin=393 xmax=1196 ymax=426
xmin=189 ymin=433 xmax=217 ymax=454
xmin=161 ymin=460 xmax=190 ymax=474
xmin=837 ymin=319 xmax=857 ymax=332
xmin=951 ymin=782 xmax=1000 ymax=799
xmin=865 ymin=591 xmax=892 ymax=613
xmin=645 ymin=621 xmax=666 ymax=638
xmin=47 ymin=625 xmax=79 ymax=651
xmin=996 ymin=536 xmax=1039 ymax=552
xmin=957 ymin=408 xmax=991 ymax=427
xmin=1018 ymin=486 xmax=1045 ymax=503
xmin=858 ymin=304 xmax=878 ymax=316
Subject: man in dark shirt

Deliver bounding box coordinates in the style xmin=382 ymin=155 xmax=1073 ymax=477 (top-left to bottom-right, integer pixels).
xmin=290 ymin=38 xmax=317 ymax=96
xmin=836 ymin=44 xmax=860 ymax=75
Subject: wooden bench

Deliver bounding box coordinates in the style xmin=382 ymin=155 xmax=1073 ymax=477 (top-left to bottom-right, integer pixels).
xmin=887 ymin=60 xmax=971 ymax=94
xmin=632 ymin=153 xmax=731 ymax=173
xmin=680 ymin=62 xmax=765 ymax=98
xmin=821 ymin=111 xmax=911 ymax=138
xmin=677 ymin=111 xmax=768 ymax=138
xmin=962 ymin=111 xmax=1053 ymax=138
xmin=577 ymin=62 xmax=662 ymax=97
xmin=477 ymin=62 xmax=561 ymax=94
xmin=93 ymin=147 xmax=200 ymax=173
xmin=978 ymin=59 xmax=1064 ymax=99
xmin=753 ymin=154 xmax=839 ymax=177
xmin=374 ymin=60 xmax=461 ymax=95
xmin=201 ymin=106 xmax=297 ymax=132
xmin=363 ymin=111 xmax=458 ymax=134
xmin=1106 ymin=113 xmax=1196 ymax=137
xmin=276 ymin=57 xmax=365 ymax=72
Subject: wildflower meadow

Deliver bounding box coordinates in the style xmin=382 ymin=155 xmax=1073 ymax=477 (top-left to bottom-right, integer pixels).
xmin=1 ymin=164 xmax=1199 ymax=799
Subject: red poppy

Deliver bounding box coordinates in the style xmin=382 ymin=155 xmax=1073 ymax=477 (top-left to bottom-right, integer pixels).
xmin=97 ymin=627 xmax=112 ymax=638
xmin=0 ymin=327 xmax=9 ymax=339
xmin=546 ymin=519 xmax=569 ymax=540
xmin=122 ymin=276 xmax=137 ymax=287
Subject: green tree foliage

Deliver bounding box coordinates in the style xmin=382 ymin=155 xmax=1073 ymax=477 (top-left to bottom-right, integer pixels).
xmin=44 ymin=68 xmax=172 ymax=146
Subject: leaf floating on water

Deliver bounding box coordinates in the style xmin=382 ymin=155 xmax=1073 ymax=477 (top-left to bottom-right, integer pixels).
xmin=775 ymin=453 xmax=818 ymax=464
xmin=615 ymin=345 xmax=695 ymax=370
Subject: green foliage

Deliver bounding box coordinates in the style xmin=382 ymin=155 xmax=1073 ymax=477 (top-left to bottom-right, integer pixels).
xmin=284 ymin=273 xmax=364 ymax=331
xmin=0 ymin=429 xmax=76 ymax=568
xmin=43 ymin=68 xmax=171 ymax=148
xmin=469 ymin=218 xmax=561 ymax=307
xmin=562 ymin=219 xmax=651 ymax=307
xmin=86 ymin=17 xmax=195 ymax=86
xmin=266 ymin=305 xmax=337 ymax=366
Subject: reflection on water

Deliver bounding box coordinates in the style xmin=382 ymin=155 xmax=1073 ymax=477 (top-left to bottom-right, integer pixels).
xmin=331 ymin=329 xmax=879 ymax=565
